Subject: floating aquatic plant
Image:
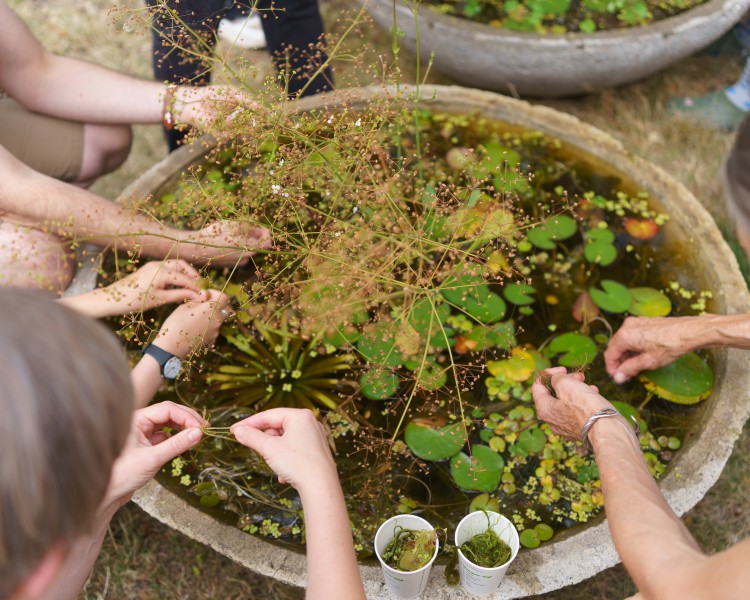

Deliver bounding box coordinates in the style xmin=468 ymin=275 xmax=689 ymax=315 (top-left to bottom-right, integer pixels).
xmin=382 ymin=526 xmax=437 ymax=571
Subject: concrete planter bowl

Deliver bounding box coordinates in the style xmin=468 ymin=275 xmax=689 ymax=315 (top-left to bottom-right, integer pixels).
xmin=121 ymin=85 xmax=750 ymax=598
xmin=366 ymin=0 xmax=750 ymax=97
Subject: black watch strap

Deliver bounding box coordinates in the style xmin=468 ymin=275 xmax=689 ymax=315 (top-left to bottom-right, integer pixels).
xmin=142 ymin=343 xmax=181 ymax=379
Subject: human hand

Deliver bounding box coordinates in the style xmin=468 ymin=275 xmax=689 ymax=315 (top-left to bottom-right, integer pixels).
xmin=182 ymin=220 xmax=271 ymax=267
xmin=173 ymin=84 xmax=255 ymax=132
xmin=230 ymin=408 xmax=338 ymax=495
xmin=152 ymin=289 xmax=231 ymax=359
xmin=531 ymin=367 xmax=613 ymax=441
xmin=105 ymin=401 xmax=205 ymax=507
xmin=92 ymin=259 xmax=206 ymax=317
xmin=604 ymin=316 xmax=699 ymax=384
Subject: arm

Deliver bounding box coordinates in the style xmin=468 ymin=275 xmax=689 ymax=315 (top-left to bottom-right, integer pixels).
xmin=131 ymin=289 xmax=231 ymax=408
xmin=0 ymin=1 xmax=245 ymax=129
xmin=231 ymin=409 xmax=365 ymax=600
xmin=0 ymin=144 xmax=270 ymax=266
xmin=45 ymin=402 xmax=205 ymax=600
xmin=532 ymin=368 xmax=750 ymax=600
xmin=604 ymin=314 xmax=750 ymax=383
xmin=58 ymin=259 xmax=206 ymax=318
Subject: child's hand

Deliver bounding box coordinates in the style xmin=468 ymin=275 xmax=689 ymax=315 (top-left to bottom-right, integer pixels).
xmin=230 ymin=408 xmax=337 ymax=494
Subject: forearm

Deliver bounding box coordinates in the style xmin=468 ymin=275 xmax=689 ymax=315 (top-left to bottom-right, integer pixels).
xmin=130 ymin=356 xmax=164 ymax=409
xmin=41 ymin=501 xmax=122 ymax=600
xmin=589 ymin=418 xmax=703 ymax=599
xmin=298 ymin=473 xmax=365 ymax=600
xmin=688 ymin=313 xmax=750 ymax=351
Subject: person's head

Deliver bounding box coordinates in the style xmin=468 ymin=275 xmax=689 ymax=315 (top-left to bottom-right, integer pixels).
xmin=0 ymin=288 xmax=133 ymax=599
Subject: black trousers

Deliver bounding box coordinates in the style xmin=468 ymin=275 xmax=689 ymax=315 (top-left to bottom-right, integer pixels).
xmin=147 ymin=0 xmax=334 ymax=150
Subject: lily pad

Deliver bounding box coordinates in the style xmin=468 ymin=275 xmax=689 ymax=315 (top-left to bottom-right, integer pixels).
xmin=610 ymin=400 xmax=647 ymax=433
xmin=639 ymin=352 xmax=714 ymax=405
xmin=503 ymin=283 xmax=537 ymax=306
xmin=584 ymin=229 xmax=617 ymax=266
xmin=518 ymin=427 xmax=546 ymax=453
xmin=623 ymin=218 xmax=659 ymax=241
xmin=572 ymin=292 xmax=600 ymax=323
xmin=469 ymin=492 xmax=500 ymax=513
xmin=450 ymin=445 xmax=504 ymax=493
xmin=628 ymin=287 xmax=671 ymax=317
xmin=487 ymin=347 xmax=536 ymax=382
xmin=526 ymin=215 xmax=577 ymax=250
xmin=464 ymin=322 xmax=516 ymax=351
xmin=464 ymin=292 xmax=507 ymax=324
xmin=519 ymin=528 xmax=541 ymax=549
xmin=359 ymin=370 xmax=400 ymax=400
xmin=413 ymin=358 xmax=448 ymax=391
xmin=535 ymin=523 xmax=554 ymax=542
xmin=408 ymin=298 xmax=451 ymax=335
xmin=590 ymin=280 xmax=632 ymax=314
xmin=441 ymin=274 xmax=491 ymax=306
xmin=405 ymin=421 xmax=468 ymax=461
xmin=357 ymin=322 xmax=403 ymax=367
xmin=548 ymin=333 xmax=597 ymax=367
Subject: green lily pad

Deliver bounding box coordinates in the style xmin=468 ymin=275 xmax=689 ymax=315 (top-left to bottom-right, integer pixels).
xmin=639 ymin=352 xmax=714 ymax=405
xmin=584 ymin=229 xmax=618 ymax=266
xmin=450 ymin=445 xmax=504 ymax=493
xmin=610 ymin=400 xmax=647 ymax=433
xmin=464 ymin=292 xmax=507 ymax=324
xmin=357 ymin=322 xmax=403 ymax=367
xmin=526 ymin=215 xmax=577 ymax=250
xmin=590 ymin=280 xmax=632 ymax=314
xmin=519 ymin=528 xmax=541 ymax=549
xmin=414 ymin=358 xmax=448 ymax=391
xmin=405 ymin=421 xmax=468 ymax=461
xmin=628 ymin=287 xmax=671 ymax=317
xmin=359 ymin=370 xmax=400 ymax=400
xmin=469 ymin=492 xmax=500 ymax=513
xmin=503 ymin=283 xmax=537 ymax=306
xmin=408 ymin=298 xmax=451 ymax=334
xmin=441 ymin=274 xmax=491 ymax=307
xmin=535 ymin=523 xmax=554 ymax=542
xmin=548 ymin=333 xmax=597 ymax=367
xmin=519 ymin=427 xmax=546 ymax=453
xmin=488 ymin=347 xmax=536 ymax=382
xmin=464 ymin=322 xmax=516 ymax=351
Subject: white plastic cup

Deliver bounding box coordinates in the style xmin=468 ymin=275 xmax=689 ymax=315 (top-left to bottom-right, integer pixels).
xmin=454 ymin=511 xmax=520 ymax=596
xmin=374 ymin=514 xmax=439 ymax=599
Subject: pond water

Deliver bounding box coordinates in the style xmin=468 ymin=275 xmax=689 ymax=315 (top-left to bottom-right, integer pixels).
xmin=118 ymin=108 xmax=713 ymax=562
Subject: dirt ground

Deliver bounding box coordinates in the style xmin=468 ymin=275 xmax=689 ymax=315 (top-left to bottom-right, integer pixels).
xmin=7 ymin=1 xmax=750 ymax=598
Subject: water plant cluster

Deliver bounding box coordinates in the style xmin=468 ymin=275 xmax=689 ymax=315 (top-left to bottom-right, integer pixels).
xmin=122 ymin=97 xmax=716 ymax=559
xmin=423 ymin=0 xmax=708 ymax=33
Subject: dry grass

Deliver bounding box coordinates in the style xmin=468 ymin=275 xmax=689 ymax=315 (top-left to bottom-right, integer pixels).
xmin=8 ymin=0 xmax=750 ymax=598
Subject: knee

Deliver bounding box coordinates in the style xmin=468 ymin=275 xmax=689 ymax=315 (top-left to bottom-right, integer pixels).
xmin=77 ymin=124 xmax=133 ymax=185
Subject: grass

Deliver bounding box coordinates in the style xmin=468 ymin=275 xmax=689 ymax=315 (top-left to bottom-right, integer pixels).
xmin=8 ymin=0 xmax=750 ymax=597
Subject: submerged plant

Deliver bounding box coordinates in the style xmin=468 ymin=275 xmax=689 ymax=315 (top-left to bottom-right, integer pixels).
xmin=459 ymin=515 xmax=512 ymax=568
xmin=382 ymin=526 xmax=437 ymax=571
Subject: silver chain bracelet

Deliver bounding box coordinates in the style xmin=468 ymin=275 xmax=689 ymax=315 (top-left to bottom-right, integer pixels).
xmin=580 ymin=408 xmax=641 ymax=452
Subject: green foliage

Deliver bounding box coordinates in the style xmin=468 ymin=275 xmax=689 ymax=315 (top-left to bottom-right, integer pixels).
xmin=382 ymin=527 xmax=437 ymax=571
xmin=451 ymin=446 xmax=505 ymax=492
xmin=405 ymin=421 xmax=468 ymax=460
xmin=640 ymin=352 xmax=714 ymax=405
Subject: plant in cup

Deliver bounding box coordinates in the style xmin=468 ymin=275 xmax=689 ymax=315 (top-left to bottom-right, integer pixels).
xmin=459 ymin=512 xmax=512 ymax=568
xmin=382 ymin=526 xmax=438 ymax=571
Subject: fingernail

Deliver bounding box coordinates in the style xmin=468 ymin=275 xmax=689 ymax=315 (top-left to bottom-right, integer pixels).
xmin=187 ymin=428 xmax=202 ymax=442
xmin=614 ymin=372 xmax=627 ymax=384
xmin=233 ymin=426 xmax=246 ymax=438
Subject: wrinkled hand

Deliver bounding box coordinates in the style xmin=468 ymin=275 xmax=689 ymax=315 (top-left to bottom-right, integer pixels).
xmin=531 ymin=367 xmax=613 ymax=441
xmin=173 ymin=84 xmax=255 ymax=132
xmin=604 ymin=316 xmax=697 ymax=383
xmin=94 ymin=259 xmax=206 ymax=317
xmin=230 ymin=408 xmax=337 ymax=494
xmin=105 ymin=402 xmax=205 ymax=507
xmin=152 ymin=289 xmax=231 ymax=359
xmin=183 ymin=221 xmax=271 ymax=267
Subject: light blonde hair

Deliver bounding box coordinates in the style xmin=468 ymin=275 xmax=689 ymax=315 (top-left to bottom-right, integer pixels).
xmin=0 ymin=288 xmax=133 ymax=598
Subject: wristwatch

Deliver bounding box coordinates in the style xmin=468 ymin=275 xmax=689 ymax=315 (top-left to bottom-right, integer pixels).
xmin=142 ymin=343 xmax=182 ymax=380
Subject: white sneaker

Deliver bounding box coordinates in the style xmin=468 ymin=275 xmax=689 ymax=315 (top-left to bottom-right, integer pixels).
xmin=217 ymin=12 xmax=267 ymax=50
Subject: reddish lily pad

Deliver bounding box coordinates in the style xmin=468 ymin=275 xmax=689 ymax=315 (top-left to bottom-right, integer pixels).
xmin=639 ymin=352 xmax=714 ymax=405
xmin=405 ymin=421 xmax=468 ymax=461
xmin=572 ymin=292 xmax=600 ymax=323
xmin=450 ymin=445 xmax=504 ymax=493
xmin=548 ymin=332 xmax=597 ymax=367
xmin=628 ymin=287 xmax=672 ymax=317
xmin=590 ymin=280 xmax=632 ymax=314
xmin=624 ymin=218 xmax=659 ymax=241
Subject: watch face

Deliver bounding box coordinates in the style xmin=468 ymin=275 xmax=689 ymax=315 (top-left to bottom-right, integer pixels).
xmin=163 ymin=356 xmax=182 ymax=379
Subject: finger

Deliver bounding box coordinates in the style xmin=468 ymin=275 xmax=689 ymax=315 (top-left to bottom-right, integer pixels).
xmin=151 ymin=288 xmax=204 ymax=307
xmin=232 ymin=424 xmax=274 ymax=455
xmin=146 ymin=427 xmax=203 ymax=467
xmin=164 ymin=258 xmax=202 ymax=281
xmin=531 ymin=378 xmax=557 ymax=405
xmin=603 ymin=337 xmax=629 ymax=377
xmin=160 ymin=271 xmax=205 ymax=294
xmin=136 ymin=401 xmax=206 ymax=429
xmin=232 ymin=407 xmax=297 ymax=433
xmin=148 ymin=430 xmax=170 ymax=445
xmin=614 ymin=354 xmax=656 ymax=383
